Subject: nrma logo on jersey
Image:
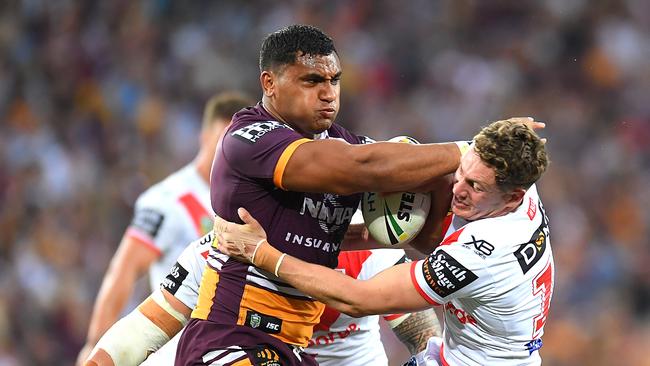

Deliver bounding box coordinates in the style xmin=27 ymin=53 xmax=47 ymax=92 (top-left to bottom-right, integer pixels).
xmin=300 ymin=194 xmax=355 ymax=235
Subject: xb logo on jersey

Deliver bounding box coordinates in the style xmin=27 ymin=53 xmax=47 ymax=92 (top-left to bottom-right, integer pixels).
xmin=463 ymin=235 xmax=494 ymax=258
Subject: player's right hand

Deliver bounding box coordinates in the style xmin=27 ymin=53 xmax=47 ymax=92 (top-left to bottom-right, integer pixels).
xmin=214 ymin=207 xmax=267 ymax=264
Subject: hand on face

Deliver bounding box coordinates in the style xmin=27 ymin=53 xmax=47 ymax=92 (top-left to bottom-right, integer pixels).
xmin=213 ymin=208 xmax=267 ymax=264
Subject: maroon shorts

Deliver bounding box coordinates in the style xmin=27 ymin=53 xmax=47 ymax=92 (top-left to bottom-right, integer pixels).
xmin=175 ymin=319 xmax=318 ymax=366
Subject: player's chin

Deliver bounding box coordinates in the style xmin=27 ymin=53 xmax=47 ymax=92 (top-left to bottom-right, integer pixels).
xmin=313 ymin=118 xmax=334 ymax=133
xmin=451 ymin=205 xmax=473 ymax=219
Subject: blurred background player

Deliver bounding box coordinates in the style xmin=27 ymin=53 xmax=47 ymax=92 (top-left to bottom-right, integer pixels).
xmin=76 ymin=92 xmax=253 ymax=365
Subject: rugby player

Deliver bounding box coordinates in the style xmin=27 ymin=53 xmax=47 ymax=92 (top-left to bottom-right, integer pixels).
xmin=76 ymin=92 xmax=252 ymax=366
xmin=175 ymin=24 xmax=544 ymax=366
xmin=216 ymin=120 xmax=553 ymax=366
xmin=83 ymin=227 xmax=441 ymax=365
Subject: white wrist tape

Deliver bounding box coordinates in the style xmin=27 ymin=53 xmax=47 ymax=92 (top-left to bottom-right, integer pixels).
xmin=251 ymin=239 xmax=266 ymax=265
xmin=151 ymin=290 xmax=188 ymax=325
xmin=95 ymin=308 xmax=169 ymax=366
xmin=94 ymin=290 xmax=189 ymax=366
xmin=274 ymin=253 xmax=287 ymax=277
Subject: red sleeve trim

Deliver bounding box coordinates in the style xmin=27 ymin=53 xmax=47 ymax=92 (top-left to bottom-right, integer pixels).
xmin=409 ymin=261 xmax=441 ymax=306
xmin=126 ymin=227 xmax=163 ymax=256
xmin=383 ymin=313 xmax=406 ymax=321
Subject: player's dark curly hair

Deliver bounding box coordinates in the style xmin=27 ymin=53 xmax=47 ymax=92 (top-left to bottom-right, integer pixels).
xmin=259 ymin=24 xmax=337 ymax=72
xmin=473 ymin=120 xmax=548 ymax=192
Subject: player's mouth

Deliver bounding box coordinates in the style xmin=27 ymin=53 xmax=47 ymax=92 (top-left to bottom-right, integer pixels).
xmin=318 ymin=108 xmax=336 ymax=119
xmin=452 ymin=196 xmax=470 ymax=209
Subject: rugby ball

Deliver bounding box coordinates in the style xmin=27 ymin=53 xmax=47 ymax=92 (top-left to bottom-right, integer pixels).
xmin=361 ymin=136 xmax=431 ymax=246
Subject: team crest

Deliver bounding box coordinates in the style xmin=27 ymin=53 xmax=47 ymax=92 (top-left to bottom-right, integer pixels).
xmin=250 ymin=313 xmax=261 ymax=329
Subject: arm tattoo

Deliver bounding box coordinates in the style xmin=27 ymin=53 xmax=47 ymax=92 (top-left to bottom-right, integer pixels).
xmin=391 ymin=309 xmax=441 ymax=355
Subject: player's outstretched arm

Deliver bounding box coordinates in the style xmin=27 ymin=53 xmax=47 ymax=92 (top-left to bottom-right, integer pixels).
xmin=83 ymin=289 xmax=190 ymax=366
xmin=279 ymin=117 xmax=544 ymax=195
xmin=215 ymin=208 xmax=432 ymax=317
xmin=76 ymin=234 xmax=160 ymax=366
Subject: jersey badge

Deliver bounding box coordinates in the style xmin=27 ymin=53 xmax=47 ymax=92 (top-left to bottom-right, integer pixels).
xmin=525 ymin=338 xmax=543 ymax=354
xmin=245 ymin=310 xmax=283 ymax=334
xmin=423 ymin=250 xmax=478 ymax=297
xmin=161 ymin=262 xmax=189 ymax=295
xmin=462 ymin=235 xmax=494 ymax=258
xmin=515 ymin=202 xmax=549 ymax=274
xmin=131 ymin=208 xmax=165 ymax=239
xmin=232 ymin=121 xmax=288 ymax=144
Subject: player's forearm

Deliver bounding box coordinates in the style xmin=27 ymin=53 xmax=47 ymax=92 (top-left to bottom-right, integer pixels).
xmin=87 ymin=290 xmax=189 ymax=366
xmin=392 ymin=309 xmax=441 ymax=354
xmin=351 ymin=142 xmax=461 ymax=193
xmin=254 ymin=242 xmax=377 ymax=317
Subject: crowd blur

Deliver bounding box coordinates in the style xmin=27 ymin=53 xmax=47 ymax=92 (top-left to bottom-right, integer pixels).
xmin=0 ymin=1 xmax=648 ymax=365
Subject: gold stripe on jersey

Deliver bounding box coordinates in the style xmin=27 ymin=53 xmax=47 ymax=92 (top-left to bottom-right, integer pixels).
xmin=237 ymin=283 xmax=325 ymax=346
xmin=231 ymin=359 xmax=253 ymax=366
xmin=273 ymin=138 xmax=311 ymax=190
xmin=192 ymin=265 xmax=219 ymax=320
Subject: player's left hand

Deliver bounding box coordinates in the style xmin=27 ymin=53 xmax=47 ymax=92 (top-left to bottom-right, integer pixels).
xmin=214 ymin=208 xmax=267 ymax=264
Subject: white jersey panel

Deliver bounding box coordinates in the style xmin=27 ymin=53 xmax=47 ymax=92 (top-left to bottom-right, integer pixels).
xmin=127 ymin=164 xmax=212 ymax=290
xmin=308 ymin=248 xmax=408 ymax=366
xmin=411 ymin=185 xmax=553 ymax=366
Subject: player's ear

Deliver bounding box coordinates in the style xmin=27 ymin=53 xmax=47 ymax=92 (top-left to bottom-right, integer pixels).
xmin=260 ymin=71 xmax=275 ymax=97
xmin=504 ymin=188 xmax=526 ymax=205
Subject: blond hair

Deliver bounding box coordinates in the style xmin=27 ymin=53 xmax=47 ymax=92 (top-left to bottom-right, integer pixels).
xmin=473 ymin=120 xmax=548 ymax=191
xmin=202 ymin=92 xmax=253 ymax=130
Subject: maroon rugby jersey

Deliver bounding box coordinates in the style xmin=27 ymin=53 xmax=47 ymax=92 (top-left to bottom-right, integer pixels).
xmin=192 ymin=103 xmax=368 ymax=346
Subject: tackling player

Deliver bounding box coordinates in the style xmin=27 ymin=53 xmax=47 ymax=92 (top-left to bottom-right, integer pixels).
xmin=76 ymin=92 xmax=252 ymax=366
xmin=216 ymin=120 xmax=553 ymax=366
xmin=83 ymin=227 xmax=441 ymax=366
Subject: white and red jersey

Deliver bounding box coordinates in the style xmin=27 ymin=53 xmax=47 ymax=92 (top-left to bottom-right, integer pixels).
xmin=411 ymin=185 xmax=554 ymax=366
xmin=158 ymin=233 xmax=409 ymax=366
xmin=127 ymin=164 xmax=212 ymax=290
xmin=307 ymin=249 xmax=409 ymax=366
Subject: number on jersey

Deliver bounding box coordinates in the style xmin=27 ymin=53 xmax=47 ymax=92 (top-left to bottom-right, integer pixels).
xmin=531 ymin=260 xmax=553 ymax=338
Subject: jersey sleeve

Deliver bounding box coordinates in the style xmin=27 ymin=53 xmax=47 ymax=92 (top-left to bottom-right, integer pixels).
xmin=221 ymin=121 xmax=310 ymax=189
xmin=160 ymin=232 xmax=213 ymax=309
xmin=126 ymin=191 xmax=183 ymax=256
xmin=410 ymin=230 xmax=493 ymax=305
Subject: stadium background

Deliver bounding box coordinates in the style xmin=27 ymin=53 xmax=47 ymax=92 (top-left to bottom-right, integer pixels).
xmin=0 ymin=1 xmax=648 ymax=365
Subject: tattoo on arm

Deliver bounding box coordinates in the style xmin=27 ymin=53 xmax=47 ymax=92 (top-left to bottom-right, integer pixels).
xmin=392 ymin=309 xmax=441 ymax=355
